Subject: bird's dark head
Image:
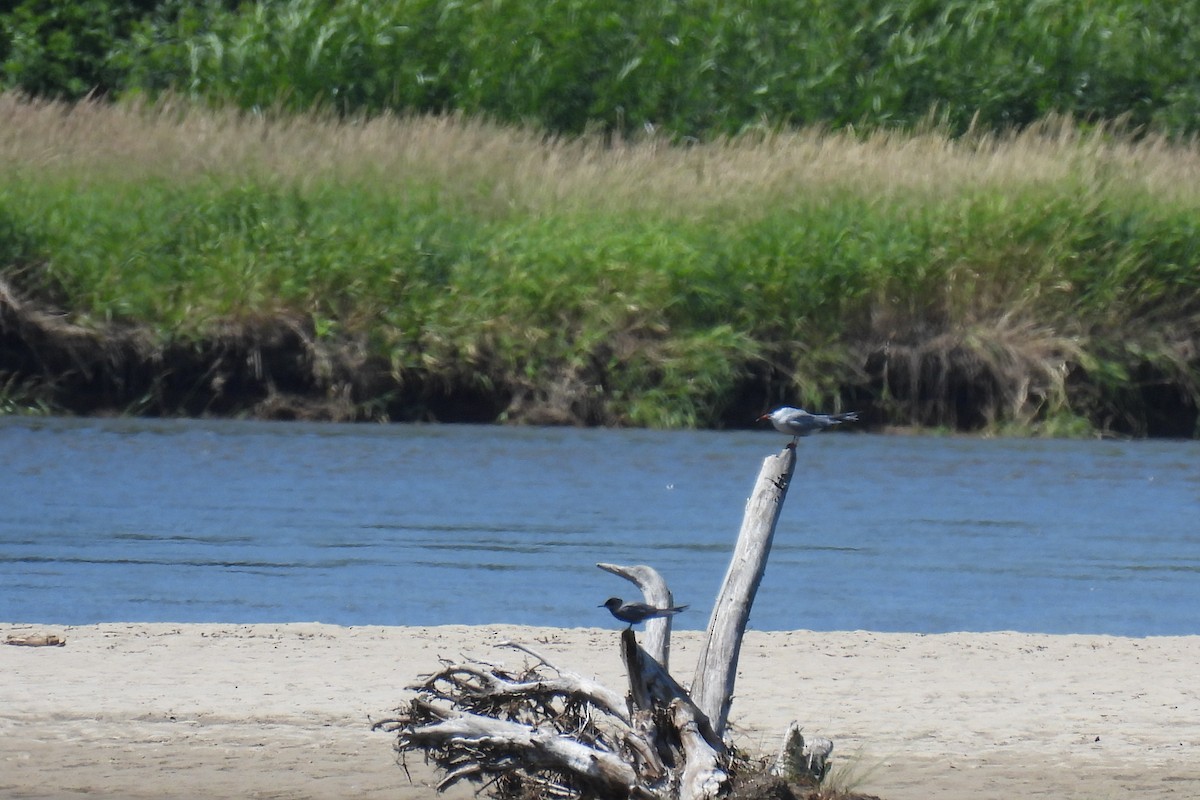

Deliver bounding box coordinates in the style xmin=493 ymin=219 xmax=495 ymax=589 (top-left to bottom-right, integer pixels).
xmin=600 ymin=597 xmax=623 ymax=611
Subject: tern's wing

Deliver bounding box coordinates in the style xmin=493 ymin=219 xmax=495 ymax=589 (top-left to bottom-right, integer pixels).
xmin=622 ymin=602 xmax=657 ymax=614
xmin=777 ymin=409 xmax=809 ymax=428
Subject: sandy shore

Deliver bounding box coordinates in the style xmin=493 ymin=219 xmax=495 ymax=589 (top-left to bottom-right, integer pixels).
xmin=2 ymin=622 xmax=1198 ymax=799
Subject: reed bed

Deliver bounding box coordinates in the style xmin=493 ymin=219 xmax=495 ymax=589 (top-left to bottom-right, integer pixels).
xmin=1 ymin=93 xmax=1198 ymax=433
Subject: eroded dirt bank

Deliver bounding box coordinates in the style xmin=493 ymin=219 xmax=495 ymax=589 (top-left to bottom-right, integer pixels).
xmin=2 ymin=281 xmax=1196 ymax=435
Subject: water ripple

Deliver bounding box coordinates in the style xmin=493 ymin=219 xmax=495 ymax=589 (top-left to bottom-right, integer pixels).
xmin=2 ymin=417 xmax=1198 ymax=634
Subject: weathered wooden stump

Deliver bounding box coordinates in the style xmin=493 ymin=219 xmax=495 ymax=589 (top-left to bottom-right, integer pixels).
xmin=375 ymin=445 xmax=834 ymax=799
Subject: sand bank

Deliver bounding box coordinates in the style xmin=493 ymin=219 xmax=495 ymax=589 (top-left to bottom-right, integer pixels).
xmin=3 ymin=623 xmax=1198 ymax=799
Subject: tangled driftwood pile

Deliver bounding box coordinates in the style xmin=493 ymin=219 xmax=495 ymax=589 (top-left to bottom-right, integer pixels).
xmin=376 ymin=447 xmax=844 ymax=799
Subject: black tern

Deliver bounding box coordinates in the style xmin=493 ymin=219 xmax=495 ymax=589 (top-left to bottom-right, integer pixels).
xmin=758 ymin=406 xmax=858 ymax=447
xmin=600 ymin=597 xmax=687 ymax=627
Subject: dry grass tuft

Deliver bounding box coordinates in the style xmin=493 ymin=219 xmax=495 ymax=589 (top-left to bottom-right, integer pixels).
xmin=867 ymin=313 xmax=1084 ymax=430
xmin=5 ymin=95 xmax=1200 ymax=218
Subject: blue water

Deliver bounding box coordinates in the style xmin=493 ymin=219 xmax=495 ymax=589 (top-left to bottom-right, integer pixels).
xmin=2 ymin=417 xmax=1198 ymax=635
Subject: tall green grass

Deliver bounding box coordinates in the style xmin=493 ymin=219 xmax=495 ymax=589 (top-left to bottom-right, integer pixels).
xmin=4 ymin=1 xmax=1200 ymax=138
xmin=1 ymin=94 xmax=1198 ymax=432
xmin=140 ymin=0 xmax=1200 ymax=136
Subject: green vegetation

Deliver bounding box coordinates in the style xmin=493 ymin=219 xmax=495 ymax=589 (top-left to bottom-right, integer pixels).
xmin=3 ymin=0 xmax=1200 ymax=139
xmin=4 ymin=1 xmax=1197 ymax=433
xmin=1 ymin=94 xmax=1198 ymax=434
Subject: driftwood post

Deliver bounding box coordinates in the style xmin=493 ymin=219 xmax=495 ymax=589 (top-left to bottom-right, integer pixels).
xmin=377 ymin=445 xmax=819 ymax=799
xmin=691 ymin=446 xmax=796 ymax=736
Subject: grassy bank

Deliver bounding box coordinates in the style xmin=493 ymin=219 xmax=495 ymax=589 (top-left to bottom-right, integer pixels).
xmin=1 ymin=94 xmax=1199 ymax=435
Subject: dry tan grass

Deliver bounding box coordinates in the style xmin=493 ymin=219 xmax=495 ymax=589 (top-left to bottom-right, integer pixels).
xmin=869 ymin=312 xmax=1085 ymax=429
xmin=5 ymin=93 xmax=1200 ymax=219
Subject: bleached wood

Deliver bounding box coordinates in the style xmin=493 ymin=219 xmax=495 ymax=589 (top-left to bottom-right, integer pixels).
xmin=383 ymin=444 xmax=828 ymax=799
xmin=597 ymin=562 xmax=678 ymax=668
xmin=673 ymin=700 xmax=727 ymax=800
xmin=689 ymin=446 xmax=796 ymax=737
xmin=409 ymin=661 xmax=630 ymax=724
xmin=619 ymin=628 xmax=723 ymax=753
xmin=771 ymin=720 xmax=834 ymax=784
xmin=395 ymin=704 xmax=644 ymax=796
xmin=620 ymin=631 xmax=726 ymax=800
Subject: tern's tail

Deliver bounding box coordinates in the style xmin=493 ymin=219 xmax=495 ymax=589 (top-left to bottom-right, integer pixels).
xmin=833 ymin=411 xmax=859 ymax=423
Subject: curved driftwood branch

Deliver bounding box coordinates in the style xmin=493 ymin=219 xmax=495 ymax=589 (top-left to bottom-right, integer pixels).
xmin=690 ymin=446 xmax=797 ymax=737
xmin=408 ymin=642 xmax=638 ymax=729
xmin=411 ymin=662 xmax=631 ymax=724
xmin=383 ymin=701 xmax=644 ymax=797
xmin=597 ymin=562 xmax=678 ymax=668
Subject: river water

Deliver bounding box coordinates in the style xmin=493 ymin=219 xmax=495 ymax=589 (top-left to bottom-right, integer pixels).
xmin=2 ymin=417 xmax=1197 ymax=635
